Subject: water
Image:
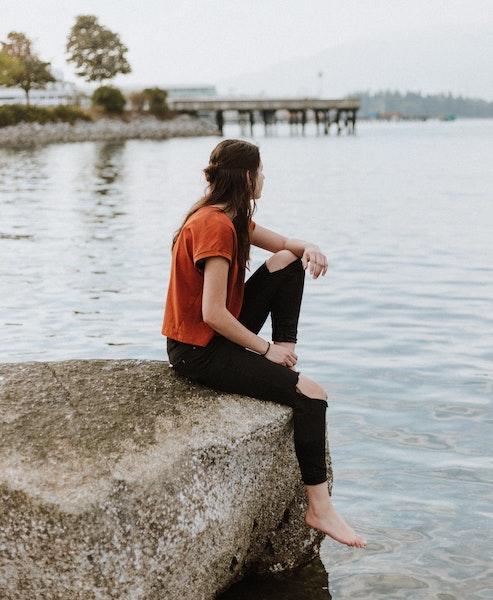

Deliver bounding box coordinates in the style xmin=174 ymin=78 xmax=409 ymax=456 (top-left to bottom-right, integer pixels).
xmin=1 ymin=119 xmax=492 ymax=598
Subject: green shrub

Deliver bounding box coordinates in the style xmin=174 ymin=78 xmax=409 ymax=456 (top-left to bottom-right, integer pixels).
xmin=143 ymin=87 xmax=169 ymax=119
xmin=91 ymin=86 xmax=126 ymax=115
xmin=0 ymin=105 xmax=33 ymax=127
xmin=0 ymin=104 xmax=92 ymax=127
xmin=0 ymin=105 xmax=16 ymax=127
xmin=51 ymin=105 xmax=92 ymax=124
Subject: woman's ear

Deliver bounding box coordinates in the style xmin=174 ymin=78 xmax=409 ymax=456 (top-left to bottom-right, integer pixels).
xmin=247 ymin=171 xmax=257 ymax=195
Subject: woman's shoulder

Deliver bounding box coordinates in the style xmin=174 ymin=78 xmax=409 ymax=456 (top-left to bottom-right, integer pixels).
xmin=189 ymin=206 xmax=233 ymax=228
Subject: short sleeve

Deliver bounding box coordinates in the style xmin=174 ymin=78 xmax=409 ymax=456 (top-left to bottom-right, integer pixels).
xmin=190 ymin=210 xmax=236 ymax=267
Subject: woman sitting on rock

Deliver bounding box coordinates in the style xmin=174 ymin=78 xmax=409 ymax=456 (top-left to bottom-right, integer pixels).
xmin=163 ymin=139 xmax=366 ymax=548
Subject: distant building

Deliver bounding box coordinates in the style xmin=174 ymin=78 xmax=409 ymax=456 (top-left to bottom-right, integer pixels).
xmin=164 ymin=86 xmax=218 ymax=124
xmin=0 ymin=79 xmax=217 ymax=107
xmin=0 ymin=70 xmax=79 ymax=106
xmin=166 ymin=85 xmax=217 ymax=99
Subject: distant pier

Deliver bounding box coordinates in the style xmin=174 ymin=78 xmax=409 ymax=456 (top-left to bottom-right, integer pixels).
xmin=167 ymin=97 xmax=360 ymax=136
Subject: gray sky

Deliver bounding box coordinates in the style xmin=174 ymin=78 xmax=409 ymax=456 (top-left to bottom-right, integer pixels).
xmin=1 ymin=0 xmax=492 ymax=98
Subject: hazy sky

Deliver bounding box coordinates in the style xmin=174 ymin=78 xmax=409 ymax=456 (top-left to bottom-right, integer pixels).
xmin=1 ymin=0 xmax=492 ymax=97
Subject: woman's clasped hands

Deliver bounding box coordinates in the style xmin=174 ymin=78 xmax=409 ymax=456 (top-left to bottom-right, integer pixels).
xmin=264 ymin=342 xmax=298 ymax=369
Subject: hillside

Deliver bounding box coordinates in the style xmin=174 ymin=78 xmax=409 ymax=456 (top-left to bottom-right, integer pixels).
xmin=218 ymin=24 xmax=493 ymax=104
xmin=353 ymin=91 xmax=493 ymax=118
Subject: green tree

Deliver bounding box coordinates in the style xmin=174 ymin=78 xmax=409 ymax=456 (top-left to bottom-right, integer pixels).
xmin=0 ymin=48 xmax=22 ymax=84
xmin=66 ymin=15 xmax=131 ymax=83
xmin=0 ymin=32 xmax=55 ymax=104
xmin=143 ymin=87 xmax=169 ymax=118
xmin=128 ymin=90 xmax=147 ymax=113
xmin=92 ymin=85 xmax=126 ymax=115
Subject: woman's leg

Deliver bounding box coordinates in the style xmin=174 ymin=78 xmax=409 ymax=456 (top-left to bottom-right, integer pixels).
xmin=239 ymin=251 xmax=304 ymax=345
xmin=293 ymin=374 xmax=366 ymax=547
xmin=168 ymin=253 xmax=366 ymax=547
xmin=169 ymin=337 xmax=327 ymax=485
xmin=305 ymin=482 xmax=367 ymax=547
xmin=238 ymin=254 xmax=366 ymax=547
xmin=265 ymin=250 xmax=305 ymax=347
xmin=168 ymin=337 xmax=365 ymax=548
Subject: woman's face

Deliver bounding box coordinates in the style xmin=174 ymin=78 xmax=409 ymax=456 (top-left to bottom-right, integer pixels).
xmin=252 ymin=160 xmax=265 ymax=199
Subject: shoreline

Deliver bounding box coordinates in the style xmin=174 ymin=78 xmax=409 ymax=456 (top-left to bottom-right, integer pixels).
xmin=0 ymin=115 xmax=220 ymax=147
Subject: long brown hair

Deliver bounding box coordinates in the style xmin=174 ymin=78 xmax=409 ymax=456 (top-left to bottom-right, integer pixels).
xmin=172 ymin=139 xmax=260 ymax=268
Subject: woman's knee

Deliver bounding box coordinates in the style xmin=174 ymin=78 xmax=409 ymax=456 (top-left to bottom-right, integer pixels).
xmin=296 ymin=374 xmax=328 ymax=401
xmin=266 ymin=250 xmax=299 ymax=273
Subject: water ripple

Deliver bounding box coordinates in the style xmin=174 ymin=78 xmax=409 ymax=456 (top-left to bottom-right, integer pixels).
xmin=2 ymin=123 xmax=493 ymax=598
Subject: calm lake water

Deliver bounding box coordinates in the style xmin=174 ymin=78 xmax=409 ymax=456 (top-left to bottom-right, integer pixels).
xmin=1 ymin=119 xmax=492 ymax=599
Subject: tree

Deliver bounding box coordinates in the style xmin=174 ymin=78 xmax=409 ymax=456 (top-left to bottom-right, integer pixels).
xmin=92 ymin=85 xmax=126 ymax=114
xmin=143 ymin=88 xmax=169 ymax=119
xmin=66 ymin=15 xmax=131 ymax=83
xmin=0 ymin=32 xmax=55 ymax=104
xmin=0 ymin=48 xmax=22 ymax=85
xmin=128 ymin=90 xmax=147 ymax=113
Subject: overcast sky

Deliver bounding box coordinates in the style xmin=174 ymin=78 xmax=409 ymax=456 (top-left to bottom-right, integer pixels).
xmin=1 ymin=0 xmax=492 ymax=98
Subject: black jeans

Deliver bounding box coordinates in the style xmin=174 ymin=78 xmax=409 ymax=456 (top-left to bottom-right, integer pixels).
xmin=167 ymin=259 xmax=328 ymax=485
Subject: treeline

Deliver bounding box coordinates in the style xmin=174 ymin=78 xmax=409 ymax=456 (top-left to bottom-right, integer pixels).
xmin=351 ymin=90 xmax=493 ymax=118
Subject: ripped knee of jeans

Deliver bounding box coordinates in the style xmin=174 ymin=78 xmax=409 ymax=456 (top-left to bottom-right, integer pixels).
xmin=265 ymin=250 xmax=300 ymax=273
xmin=296 ymin=375 xmax=328 ymax=401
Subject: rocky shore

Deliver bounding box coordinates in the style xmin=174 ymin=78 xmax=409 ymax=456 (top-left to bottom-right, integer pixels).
xmin=0 ymin=114 xmax=220 ymax=147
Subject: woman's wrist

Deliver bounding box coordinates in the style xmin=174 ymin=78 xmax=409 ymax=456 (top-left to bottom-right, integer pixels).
xmin=259 ymin=341 xmax=270 ymax=357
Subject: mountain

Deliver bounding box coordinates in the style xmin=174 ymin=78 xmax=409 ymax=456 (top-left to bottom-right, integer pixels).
xmin=217 ymin=25 xmax=493 ymax=101
xmin=355 ymin=90 xmax=493 ymax=118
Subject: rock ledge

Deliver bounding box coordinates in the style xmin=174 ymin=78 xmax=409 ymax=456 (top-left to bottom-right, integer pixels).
xmin=0 ymin=359 xmax=328 ymax=600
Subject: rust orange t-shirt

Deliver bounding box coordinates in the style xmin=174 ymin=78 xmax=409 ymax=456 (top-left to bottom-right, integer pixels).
xmin=162 ymin=206 xmax=250 ymax=346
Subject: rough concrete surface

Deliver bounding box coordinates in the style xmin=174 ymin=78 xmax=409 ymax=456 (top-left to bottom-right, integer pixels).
xmin=0 ymin=359 xmax=330 ymax=599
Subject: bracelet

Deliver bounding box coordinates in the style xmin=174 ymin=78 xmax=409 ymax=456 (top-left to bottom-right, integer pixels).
xmin=260 ymin=341 xmax=270 ymax=357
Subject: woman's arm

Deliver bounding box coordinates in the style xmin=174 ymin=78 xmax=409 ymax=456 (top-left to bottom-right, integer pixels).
xmin=202 ymin=256 xmax=298 ymax=367
xmin=251 ymin=224 xmax=328 ymax=279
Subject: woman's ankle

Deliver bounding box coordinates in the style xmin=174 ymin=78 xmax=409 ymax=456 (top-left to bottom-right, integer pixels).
xmin=305 ymin=481 xmax=331 ymax=503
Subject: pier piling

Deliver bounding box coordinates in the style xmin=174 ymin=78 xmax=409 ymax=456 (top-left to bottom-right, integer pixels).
xmin=168 ymin=97 xmax=360 ymax=136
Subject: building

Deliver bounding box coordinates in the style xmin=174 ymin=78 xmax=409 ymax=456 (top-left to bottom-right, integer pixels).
xmin=165 ymin=85 xmax=217 ymax=99
xmin=0 ymin=70 xmax=78 ymax=106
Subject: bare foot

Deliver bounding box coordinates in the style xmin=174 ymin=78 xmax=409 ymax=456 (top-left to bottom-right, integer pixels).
xmin=305 ymin=506 xmax=367 ymax=548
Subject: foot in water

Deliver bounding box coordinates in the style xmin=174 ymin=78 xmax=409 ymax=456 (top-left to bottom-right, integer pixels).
xmin=305 ymin=506 xmax=367 ymax=548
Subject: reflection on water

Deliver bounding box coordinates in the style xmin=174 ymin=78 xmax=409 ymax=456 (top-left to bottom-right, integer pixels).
xmin=93 ymin=141 xmax=125 ymax=195
xmin=218 ymin=556 xmax=331 ymax=599
xmin=1 ymin=122 xmax=493 ymax=599
xmin=77 ymin=142 xmax=128 ymax=234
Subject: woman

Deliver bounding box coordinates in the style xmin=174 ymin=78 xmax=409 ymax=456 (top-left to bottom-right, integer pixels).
xmin=163 ymin=139 xmax=366 ymax=548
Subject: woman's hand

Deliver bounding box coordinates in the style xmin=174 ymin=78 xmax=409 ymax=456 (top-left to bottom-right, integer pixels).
xmin=265 ymin=343 xmax=298 ymax=369
xmin=301 ymin=244 xmax=328 ymax=279
xmin=251 ymin=226 xmax=328 ymax=280
xmin=203 ymin=258 xmax=299 ymax=363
